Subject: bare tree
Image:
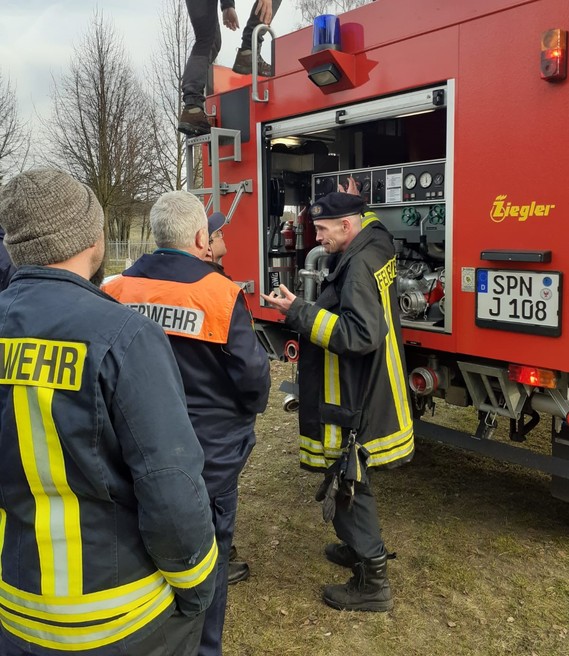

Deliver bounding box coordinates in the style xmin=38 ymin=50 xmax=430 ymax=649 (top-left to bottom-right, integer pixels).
xmin=43 ymin=12 xmax=156 ymax=241
xmin=0 ymin=71 xmax=30 ymax=183
xmin=147 ymin=0 xmax=194 ymax=193
xmin=296 ymin=0 xmax=372 ymax=26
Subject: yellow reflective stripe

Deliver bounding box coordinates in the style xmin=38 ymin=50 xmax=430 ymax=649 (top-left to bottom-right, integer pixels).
xmin=299 ymin=435 xmax=323 ymax=454
xmin=310 ymin=309 xmax=338 ymax=349
xmin=362 ymin=212 xmax=380 ymax=229
xmin=160 ymin=538 xmax=217 ymax=589
xmin=368 ymin=434 xmax=415 ymax=467
xmin=380 ymin=287 xmax=412 ymax=429
xmin=320 ymin=314 xmax=338 ymax=349
xmin=38 ymin=387 xmax=82 ymax=596
xmin=366 ymin=424 xmax=414 ymax=453
xmin=14 ymin=386 xmax=56 ymax=595
xmin=0 ymin=583 xmax=174 ymax=651
xmin=13 ymin=386 xmax=83 ymax=597
xmin=323 ymin=351 xmax=341 ymax=452
xmin=0 ymin=569 xmax=163 ymax=609
xmin=366 ymin=424 xmax=414 ymax=467
xmin=310 ymin=309 xmax=326 ymax=343
xmin=299 ymin=451 xmax=327 ymax=468
xmin=0 ymin=575 xmax=168 ymax=624
xmin=0 ymin=509 xmax=5 ymax=561
xmin=299 ymin=438 xmax=342 ymax=468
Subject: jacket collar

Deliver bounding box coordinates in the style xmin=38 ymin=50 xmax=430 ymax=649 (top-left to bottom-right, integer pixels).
xmin=326 ymin=220 xmax=389 ymax=282
xmin=11 ymin=265 xmax=118 ymax=302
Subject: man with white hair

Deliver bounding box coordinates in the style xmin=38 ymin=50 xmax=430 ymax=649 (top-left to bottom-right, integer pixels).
xmin=104 ymin=190 xmax=270 ymax=656
xmin=0 ymin=169 xmax=217 ymax=656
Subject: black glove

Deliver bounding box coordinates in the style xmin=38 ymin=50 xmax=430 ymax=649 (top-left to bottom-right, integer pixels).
xmin=322 ymin=473 xmax=339 ymax=522
xmin=315 ymin=476 xmax=330 ymax=502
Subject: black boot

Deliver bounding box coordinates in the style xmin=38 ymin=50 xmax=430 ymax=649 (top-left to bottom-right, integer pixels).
xmin=323 ymin=552 xmax=393 ymax=612
xmin=228 ymin=561 xmax=250 ymax=585
xmin=324 ymin=542 xmax=358 ymax=568
xmin=227 ymin=545 xmax=250 ymax=585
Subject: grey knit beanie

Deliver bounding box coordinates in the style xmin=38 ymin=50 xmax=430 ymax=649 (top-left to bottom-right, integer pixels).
xmin=0 ymin=168 xmax=104 ymax=266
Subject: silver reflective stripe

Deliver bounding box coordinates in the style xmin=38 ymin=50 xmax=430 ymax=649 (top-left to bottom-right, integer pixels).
xmin=310 ymin=309 xmax=338 ymax=348
xmin=366 ymin=425 xmax=415 ymax=453
xmin=126 ymin=303 xmax=205 ymax=337
xmin=381 ymin=287 xmax=412 ymax=429
xmin=27 ymin=389 xmax=69 ymax=597
xmin=0 ymin=574 xmax=166 ymax=619
xmin=161 ymin=539 xmax=218 ymax=588
xmin=0 ymin=583 xmax=173 ymax=647
xmin=300 ymin=451 xmax=327 ymax=468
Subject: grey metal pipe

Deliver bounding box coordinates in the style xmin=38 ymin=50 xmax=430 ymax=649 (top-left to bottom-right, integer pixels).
xmin=299 ymin=245 xmax=327 ymax=302
xmin=252 ymin=24 xmax=276 ymax=103
xmin=530 ymin=389 xmax=569 ymax=420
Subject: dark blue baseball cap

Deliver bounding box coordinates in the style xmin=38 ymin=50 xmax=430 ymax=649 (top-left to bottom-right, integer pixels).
xmin=208 ymin=211 xmax=226 ymax=235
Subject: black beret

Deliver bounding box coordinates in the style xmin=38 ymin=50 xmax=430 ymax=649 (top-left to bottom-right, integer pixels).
xmin=309 ymin=192 xmax=364 ymax=220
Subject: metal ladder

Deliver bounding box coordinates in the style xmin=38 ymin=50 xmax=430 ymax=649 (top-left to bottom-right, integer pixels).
xmin=185 ymin=127 xmax=252 ymax=221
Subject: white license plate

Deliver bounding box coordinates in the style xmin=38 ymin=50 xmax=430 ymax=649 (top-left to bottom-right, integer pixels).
xmin=476 ymin=269 xmax=562 ymax=336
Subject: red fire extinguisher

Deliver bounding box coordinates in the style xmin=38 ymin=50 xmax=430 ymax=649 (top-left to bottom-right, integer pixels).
xmin=281 ymin=220 xmax=296 ymax=251
xmin=295 ymin=205 xmax=317 ymax=270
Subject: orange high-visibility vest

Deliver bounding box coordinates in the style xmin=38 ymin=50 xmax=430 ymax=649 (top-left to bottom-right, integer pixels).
xmin=104 ymin=273 xmax=241 ymax=344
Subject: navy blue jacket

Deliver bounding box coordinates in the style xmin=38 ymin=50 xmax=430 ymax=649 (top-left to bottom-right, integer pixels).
xmin=0 ymin=267 xmax=217 ymax=655
xmin=104 ymin=251 xmax=271 ymax=497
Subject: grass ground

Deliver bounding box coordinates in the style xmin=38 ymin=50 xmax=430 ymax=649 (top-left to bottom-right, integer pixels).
xmin=224 ymin=361 xmax=569 ymax=656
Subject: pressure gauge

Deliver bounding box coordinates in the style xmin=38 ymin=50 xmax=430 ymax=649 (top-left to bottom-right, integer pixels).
xmin=317 ymin=177 xmax=335 ymax=194
xmin=419 ymin=172 xmax=433 ymax=188
xmin=434 ymin=173 xmax=444 ymax=186
xmin=404 ymin=173 xmax=417 ymax=190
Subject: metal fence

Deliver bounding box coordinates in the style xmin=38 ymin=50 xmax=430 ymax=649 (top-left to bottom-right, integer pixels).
xmin=106 ymin=241 xmax=155 ymax=269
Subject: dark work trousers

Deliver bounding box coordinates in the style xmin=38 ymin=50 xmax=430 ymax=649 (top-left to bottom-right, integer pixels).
xmin=183 ymin=0 xmax=222 ymax=109
xmin=0 ymin=610 xmax=205 ymax=656
xmin=126 ymin=610 xmax=206 ymax=656
xmin=198 ymin=483 xmax=238 ymax=656
xmin=332 ymin=480 xmax=385 ymax=560
xmin=240 ymin=0 xmax=282 ymax=51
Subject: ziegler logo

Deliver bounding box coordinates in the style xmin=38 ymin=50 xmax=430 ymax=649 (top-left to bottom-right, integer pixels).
xmin=490 ymin=195 xmax=556 ymax=223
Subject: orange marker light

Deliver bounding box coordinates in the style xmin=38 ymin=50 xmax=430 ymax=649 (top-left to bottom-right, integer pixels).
xmin=541 ymin=28 xmax=567 ymax=81
xmin=508 ymin=364 xmax=558 ymax=389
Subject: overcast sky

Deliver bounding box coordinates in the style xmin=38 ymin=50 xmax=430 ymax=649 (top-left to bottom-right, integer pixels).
xmin=0 ymin=0 xmax=302 ymax=123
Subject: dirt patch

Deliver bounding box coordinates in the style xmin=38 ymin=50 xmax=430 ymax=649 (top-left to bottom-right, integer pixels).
xmin=224 ymin=361 xmax=569 ymax=656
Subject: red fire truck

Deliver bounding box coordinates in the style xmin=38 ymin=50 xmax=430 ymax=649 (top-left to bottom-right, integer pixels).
xmin=187 ymin=0 xmax=569 ymax=499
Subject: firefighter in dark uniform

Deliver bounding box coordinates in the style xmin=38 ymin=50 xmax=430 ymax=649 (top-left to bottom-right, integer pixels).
xmin=104 ymin=191 xmax=270 ymax=656
xmin=0 ymin=169 xmax=217 ymax=656
xmin=262 ymin=191 xmax=414 ymax=612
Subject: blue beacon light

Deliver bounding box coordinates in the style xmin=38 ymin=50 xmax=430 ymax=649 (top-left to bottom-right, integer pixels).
xmin=312 ymin=15 xmax=341 ymax=53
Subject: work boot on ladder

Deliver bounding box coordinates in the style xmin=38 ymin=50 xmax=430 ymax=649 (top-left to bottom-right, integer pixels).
xmin=178 ymin=106 xmax=211 ymax=136
xmin=232 ymin=49 xmax=272 ymax=77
